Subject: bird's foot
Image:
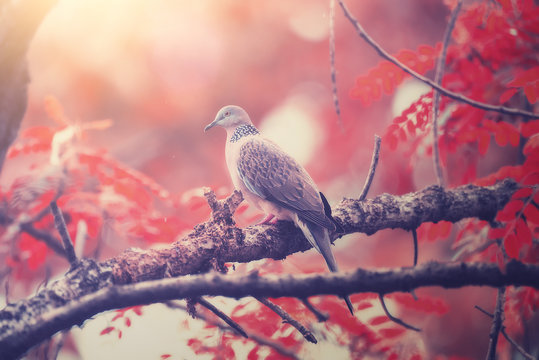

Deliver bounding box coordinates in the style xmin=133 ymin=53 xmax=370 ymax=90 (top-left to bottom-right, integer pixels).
xmin=257 ymin=214 xmax=276 ymax=225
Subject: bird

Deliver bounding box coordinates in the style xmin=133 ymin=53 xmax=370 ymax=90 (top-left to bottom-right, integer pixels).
xmin=204 ymin=105 xmax=354 ymax=315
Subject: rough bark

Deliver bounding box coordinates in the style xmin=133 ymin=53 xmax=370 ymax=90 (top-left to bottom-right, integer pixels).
xmin=0 ymin=178 xmax=524 ymax=359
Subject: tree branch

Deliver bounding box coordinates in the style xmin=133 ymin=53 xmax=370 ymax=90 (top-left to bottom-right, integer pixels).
xmin=486 ymin=287 xmax=505 ymax=360
xmin=337 ymin=0 xmax=539 ymax=119
xmin=0 ymin=179 xmax=523 ymax=358
xmin=1 ymin=260 xmax=538 ymax=358
xmin=256 ymin=297 xmax=317 ymax=343
xmin=432 ymin=0 xmax=464 ymax=187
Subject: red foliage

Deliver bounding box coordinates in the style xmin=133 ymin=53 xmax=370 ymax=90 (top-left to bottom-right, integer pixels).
xmin=1 ymin=0 xmax=537 ymax=359
xmin=350 ymin=45 xmax=440 ymax=106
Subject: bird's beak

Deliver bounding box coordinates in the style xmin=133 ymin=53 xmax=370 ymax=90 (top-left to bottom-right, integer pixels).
xmin=204 ymin=121 xmax=217 ymax=132
xmin=204 ymin=116 xmax=221 ymax=132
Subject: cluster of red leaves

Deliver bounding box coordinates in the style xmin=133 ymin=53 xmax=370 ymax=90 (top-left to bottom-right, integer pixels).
xmin=99 ymin=306 xmax=143 ymax=340
xmin=350 ymin=44 xmax=440 ymax=107
xmin=383 ymin=91 xmax=434 ymax=152
xmin=1 ymin=97 xmax=192 ymax=279
xmin=352 ymin=0 xmax=538 ymax=359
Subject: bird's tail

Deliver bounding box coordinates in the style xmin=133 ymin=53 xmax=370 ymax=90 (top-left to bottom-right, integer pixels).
xmin=297 ymin=219 xmax=354 ymax=315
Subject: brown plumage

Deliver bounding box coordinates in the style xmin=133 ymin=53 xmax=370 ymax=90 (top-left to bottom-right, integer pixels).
xmin=205 ymin=105 xmax=354 ymax=314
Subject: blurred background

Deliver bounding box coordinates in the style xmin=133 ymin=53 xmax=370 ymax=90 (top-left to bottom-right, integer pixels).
xmin=8 ymin=0 xmax=505 ymax=358
xmin=24 ymin=0 xmax=447 ymax=195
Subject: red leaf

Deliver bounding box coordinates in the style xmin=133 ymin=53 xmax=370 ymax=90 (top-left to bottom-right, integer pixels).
xmin=523 ymin=202 xmax=539 ymax=223
xmin=161 ymin=355 xmax=172 ymax=359
xmin=499 ymin=88 xmax=518 ymax=103
xmin=523 ymin=134 xmax=539 ymax=156
xmin=131 ymin=306 xmax=144 ymax=316
xmin=496 ymin=200 xmax=524 ymax=221
xmin=356 ymin=301 xmax=374 ymax=310
xmin=100 ymin=326 xmax=115 ymax=336
xmin=125 ymin=317 xmax=132 ymax=327
xmin=504 ymin=233 xmax=520 ymax=259
xmin=378 ymin=327 xmax=406 ymax=338
xmin=369 ymin=316 xmax=390 ymax=326
xmin=512 ymin=188 xmax=533 ymax=199
xmin=488 ymin=225 xmax=510 ymax=239
xmin=515 ymin=218 xmax=532 ymax=246
xmin=524 ymin=83 xmax=538 ymax=104
xmin=521 ymin=120 xmax=539 ymax=138
xmin=390 ymin=293 xmax=449 ymax=315
xmin=21 ymin=126 xmax=55 ymax=143
xmin=477 ymin=129 xmax=491 ymax=155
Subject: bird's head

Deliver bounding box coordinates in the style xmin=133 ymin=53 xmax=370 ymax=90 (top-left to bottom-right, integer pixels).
xmin=204 ymin=105 xmax=252 ymax=132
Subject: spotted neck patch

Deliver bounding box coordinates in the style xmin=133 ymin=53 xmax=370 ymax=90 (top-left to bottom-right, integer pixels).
xmin=230 ymin=124 xmax=260 ymax=143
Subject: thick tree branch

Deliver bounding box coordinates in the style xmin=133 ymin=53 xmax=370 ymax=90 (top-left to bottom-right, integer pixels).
xmin=1 ymin=260 xmax=538 ymax=358
xmin=0 ymin=179 xmax=522 ymax=358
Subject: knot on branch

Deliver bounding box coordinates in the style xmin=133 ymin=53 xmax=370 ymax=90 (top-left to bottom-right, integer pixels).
xmin=203 ymin=188 xmax=243 ymax=225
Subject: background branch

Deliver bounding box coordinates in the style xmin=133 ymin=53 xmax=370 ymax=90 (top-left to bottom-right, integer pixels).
xmin=337 ymin=0 xmax=538 ymax=119
xmin=431 ymin=0 xmax=464 ymax=187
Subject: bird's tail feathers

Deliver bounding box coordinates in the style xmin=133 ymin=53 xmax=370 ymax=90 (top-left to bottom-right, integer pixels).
xmin=296 ymin=218 xmax=322 ymax=254
xmin=297 ymin=218 xmax=355 ymax=315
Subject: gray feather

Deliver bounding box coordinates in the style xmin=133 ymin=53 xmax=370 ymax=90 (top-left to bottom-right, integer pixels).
xmin=237 ymin=138 xmax=336 ymax=231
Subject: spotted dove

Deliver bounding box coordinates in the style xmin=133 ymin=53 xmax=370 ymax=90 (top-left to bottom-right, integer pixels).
xmin=205 ymin=105 xmax=354 ymax=314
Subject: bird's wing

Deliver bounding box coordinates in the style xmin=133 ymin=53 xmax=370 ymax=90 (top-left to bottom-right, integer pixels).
xmin=237 ymin=138 xmax=335 ymax=231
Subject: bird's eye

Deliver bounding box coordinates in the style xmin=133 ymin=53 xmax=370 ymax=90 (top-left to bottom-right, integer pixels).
xmin=224 ymin=111 xmax=230 ymax=117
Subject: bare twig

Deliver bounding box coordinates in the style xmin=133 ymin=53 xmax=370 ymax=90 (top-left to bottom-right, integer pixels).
xmin=486 ymin=287 xmax=505 ymax=360
xmin=475 ymin=304 xmax=535 ymax=360
xmin=49 ymin=331 xmax=68 ymax=360
xmin=378 ymin=294 xmax=421 ymax=332
xmin=359 ymin=135 xmax=381 ymax=201
xmin=432 ymin=0 xmax=464 ymax=187
xmin=50 ymin=201 xmax=77 ymax=265
xmin=412 ymin=228 xmax=418 ymax=266
xmin=329 ymin=0 xmax=343 ymax=129
xmin=167 ymin=301 xmax=300 ymax=360
xmin=474 ymin=305 xmax=493 ymax=317
xmin=195 ymin=297 xmax=248 ymax=338
xmin=501 ymin=327 xmax=535 ymax=360
xmin=255 ymin=297 xmax=317 ymax=343
xmin=301 ymin=298 xmax=329 ymax=322
xmin=337 ymin=0 xmax=538 ymax=119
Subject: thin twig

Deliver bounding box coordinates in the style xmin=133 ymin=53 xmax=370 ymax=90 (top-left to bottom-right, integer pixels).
xmin=50 ymin=201 xmax=77 ymax=265
xmin=412 ymin=228 xmax=418 ymax=266
xmin=475 ymin=304 xmax=535 ymax=360
xmin=486 ymin=287 xmax=505 ymax=360
xmin=49 ymin=331 xmax=68 ymax=360
xmin=167 ymin=301 xmax=299 ymax=360
xmin=337 ymin=0 xmax=538 ymax=119
xmin=474 ymin=305 xmax=493 ymax=317
xmin=501 ymin=327 xmax=536 ymax=360
xmin=359 ymin=135 xmax=381 ymax=201
xmin=378 ymin=294 xmax=421 ymax=332
xmin=255 ymin=297 xmax=317 ymax=343
xmin=301 ymin=298 xmax=329 ymax=322
xmin=195 ymin=297 xmax=248 ymax=338
xmin=329 ymin=0 xmax=344 ymax=130
xmin=432 ymin=0 xmax=464 ymax=187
